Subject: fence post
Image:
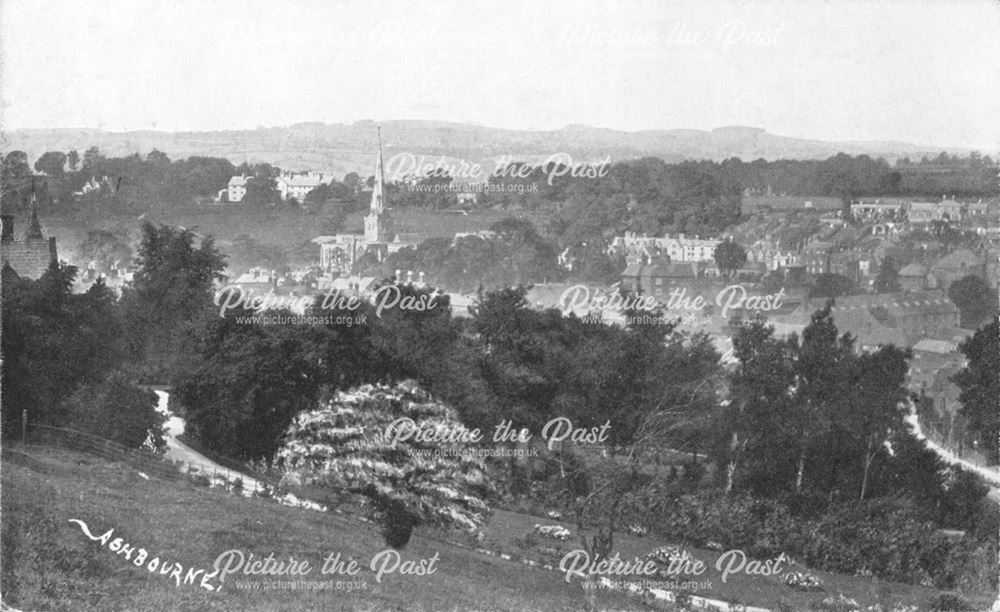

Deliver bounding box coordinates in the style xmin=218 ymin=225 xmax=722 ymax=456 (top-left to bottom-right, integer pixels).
xmin=21 ymin=409 xmax=27 ymax=443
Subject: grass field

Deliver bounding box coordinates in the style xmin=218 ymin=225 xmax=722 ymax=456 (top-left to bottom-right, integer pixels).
xmin=0 ymin=445 xmax=627 ymax=612
xmin=5 ymin=445 xmax=989 ymax=612
xmin=480 ymin=509 xmax=969 ymax=611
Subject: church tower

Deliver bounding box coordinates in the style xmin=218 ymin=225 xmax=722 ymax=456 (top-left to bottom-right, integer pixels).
xmin=364 ymin=127 xmax=391 ymax=244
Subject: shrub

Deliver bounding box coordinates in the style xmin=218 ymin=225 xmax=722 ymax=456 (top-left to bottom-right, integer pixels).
xmin=927 ymin=593 xmax=974 ymax=611
xmin=783 ymin=570 xmax=824 ymax=591
xmin=63 ymin=372 xmax=166 ymax=451
xmin=533 ymin=524 xmax=571 ymax=541
xmin=643 ymin=492 xmax=993 ymax=590
xmin=814 ymin=594 xmax=860 ymax=612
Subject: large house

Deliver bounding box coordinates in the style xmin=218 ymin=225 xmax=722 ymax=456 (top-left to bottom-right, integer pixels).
xmin=620 ymin=259 xmax=705 ymax=299
xmin=929 ymin=248 xmax=986 ymax=290
xmin=1 ymin=201 xmax=58 ymax=279
xmin=608 ymin=232 xmax=721 ymax=264
xmin=795 ymin=290 xmax=960 ymax=347
xmin=227 ymin=175 xmax=250 ymax=202
xmin=801 ymin=240 xmax=834 ymax=275
xmin=276 ymin=172 xmax=330 ymax=201
xmin=850 ymin=199 xmax=906 ymax=220
xmin=907 ymin=199 xmax=964 ymax=224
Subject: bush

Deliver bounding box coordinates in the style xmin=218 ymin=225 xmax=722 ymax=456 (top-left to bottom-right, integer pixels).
xmin=927 ymin=593 xmax=974 ymax=612
xmin=814 ymin=594 xmax=860 ymax=612
xmin=63 ymin=372 xmax=166 ymax=450
xmin=643 ymin=492 xmax=995 ymax=591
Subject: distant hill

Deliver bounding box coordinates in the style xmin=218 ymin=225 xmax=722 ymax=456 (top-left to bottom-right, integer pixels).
xmin=1 ymin=121 xmax=971 ymax=178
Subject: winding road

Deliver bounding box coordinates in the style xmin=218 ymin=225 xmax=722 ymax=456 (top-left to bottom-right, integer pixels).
xmin=904 ymin=403 xmax=1000 ymax=503
xmin=153 ymin=389 xmax=265 ymax=495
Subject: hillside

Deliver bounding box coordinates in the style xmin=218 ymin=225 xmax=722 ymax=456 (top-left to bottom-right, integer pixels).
xmin=1 ymin=122 xmax=970 ymax=177
xmin=4 ymin=445 xmax=986 ymax=612
xmin=1 ymin=445 xmax=628 ymax=612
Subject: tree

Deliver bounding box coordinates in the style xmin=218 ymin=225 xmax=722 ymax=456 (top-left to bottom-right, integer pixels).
xmin=713 ymin=240 xmax=747 ymax=277
xmin=64 ymin=372 xmax=165 ymax=450
xmin=790 ymin=305 xmax=854 ymax=492
xmin=948 ymin=275 xmax=996 ymax=329
xmin=122 ymin=223 xmax=226 ymax=376
xmin=952 ymin=318 xmax=999 ymax=463
xmin=79 ymin=229 xmax=133 ymax=272
xmin=719 ymin=317 xmax=797 ymax=495
xmin=1 ymin=266 xmax=125 ymax=432
xmin=242 ymin=174 xmax=281 ymax=208
xmin=67 ymin=149 xmax=80 ymax=171
xmin=844 ymin=345 xmax=911 ymax=500
xmin=810 ymin=273 xmax=855 ymax=299
xmin=342 ymin=171 xmax=362 ymax=194
xmin=174 ymin=315 xmax=325 ymax=459
xmin=874 ymin=255 xmax=901 ymax=293
xmin=277 ymin=380 xmax=496 ymax=548
xmin=304 ymin=181 xmax=352 ymax=215
xmin=2 ymin=151 xmax=31 ymax=179
xmin=82 ymin=146 xmax=104 ymax=174
xmin=33 ymin=151 xmax=67 ymax=177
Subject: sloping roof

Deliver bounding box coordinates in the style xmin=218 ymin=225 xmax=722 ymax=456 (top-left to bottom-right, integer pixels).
xmin=526 ymin=284 xmax=578 ymax=310
xmin=899 ymin=263 xmax=926 ymax=277
xmin=392 ymin=233 xmax=422 ymax=244
xmin=653 ymin=262 xmax=700 ymax=278
xmin=24 ymin=206 xmax=45 ymax=241
xmin=933 ymin=248 xmax=982 ymax=270
xmin=312 ymin=235 xmax=341 ymax=244
xmin=279 ymin=174 xmax=327 ymax=187
xmin=912 ymin=338 xmax=957 ymax=354
xmin=228 ymin=175 xmax=249 ymax=186
xmin=804 ymin=240 xmax=833 ymax=252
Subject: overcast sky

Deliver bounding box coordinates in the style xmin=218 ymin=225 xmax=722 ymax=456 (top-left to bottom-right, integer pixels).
xmin=2 ymin=0 xmax=998 ymax=150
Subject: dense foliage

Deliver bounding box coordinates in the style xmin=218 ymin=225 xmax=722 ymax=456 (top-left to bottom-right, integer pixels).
xmin=121 ymin=222 xmax=227 ymax=377
xmin=277 ymin=380 xmax=496 ymax=547
xmin=952 ymin=318 xmax=1000 ymax=463
xmin=379 ymin=218 xmax=567 ymax=291
xmin=0 ymin=265 xmax=162 ymax=448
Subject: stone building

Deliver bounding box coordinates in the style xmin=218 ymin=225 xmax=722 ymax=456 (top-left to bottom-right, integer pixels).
xmin=1 ymin=202 xmax=58 ymax=279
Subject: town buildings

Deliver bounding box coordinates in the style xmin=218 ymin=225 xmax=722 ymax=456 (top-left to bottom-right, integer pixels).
xmin=608 ymin=232 xmax=721 ymax=263
xmin=312 ymin=129 xmax=420 ymax=276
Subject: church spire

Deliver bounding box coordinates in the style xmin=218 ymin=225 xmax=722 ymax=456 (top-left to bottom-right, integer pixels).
xmin=370 ymin=126 xmax=385 ymax=215
xmin=364 ymin=126 xmax=391 ymax=245
xmin=25 ymin=192 xmax=44 ymax=241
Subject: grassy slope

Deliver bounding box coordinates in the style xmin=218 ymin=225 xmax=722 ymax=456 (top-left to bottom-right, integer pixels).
xmin=5 ymin=446 xmax=991 ymax=612
xmin=1 ymin=447 xmax=628 ymax=612
xmin=481 ymin=510 xmax=984 ymax=611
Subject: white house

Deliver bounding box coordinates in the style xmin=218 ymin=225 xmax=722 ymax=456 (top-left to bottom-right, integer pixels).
xmin=276 ymin=172 xmax=330 ymax=201
xmin=227 ymin=175 xmax=250 ymax=202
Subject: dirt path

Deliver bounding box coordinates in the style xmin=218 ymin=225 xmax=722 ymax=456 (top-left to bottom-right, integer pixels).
xmin=153 ymin=390 xmax=265 ymax=495
xmin=904 ymin=404 xmax=1000 ymax=503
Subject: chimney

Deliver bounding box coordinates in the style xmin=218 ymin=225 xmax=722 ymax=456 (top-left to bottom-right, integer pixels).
xmin=1 ymin=215 xmax=13 ymax=241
